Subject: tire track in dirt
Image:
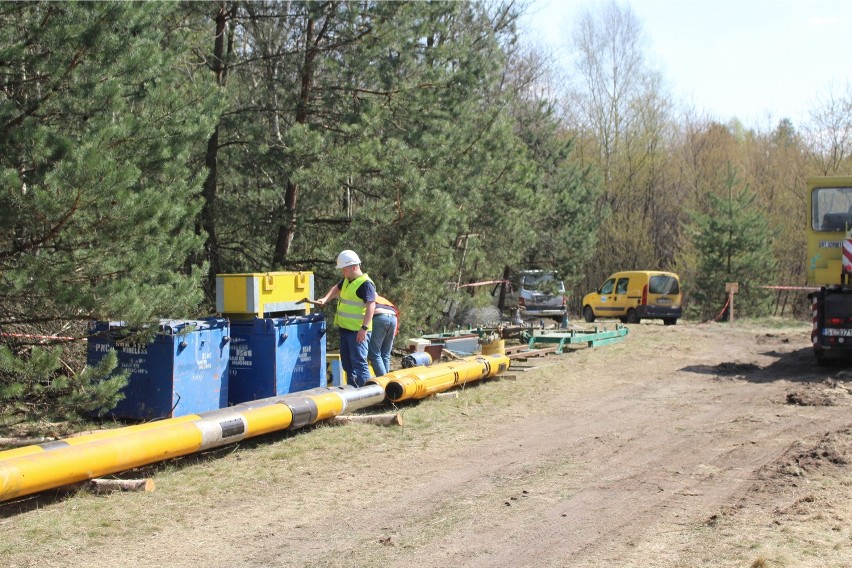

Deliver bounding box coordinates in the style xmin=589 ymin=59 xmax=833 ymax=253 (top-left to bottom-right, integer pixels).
xmin=352 ymin=379 xmax=850 ymax=568
xmin=280 ymin=326 xmax=852 ymax=568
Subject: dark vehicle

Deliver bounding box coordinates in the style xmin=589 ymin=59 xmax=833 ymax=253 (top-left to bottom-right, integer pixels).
xmin=493 ymin=270 xmax=567 ymax=320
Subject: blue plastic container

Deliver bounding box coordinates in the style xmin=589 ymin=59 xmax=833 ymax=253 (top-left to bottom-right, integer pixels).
xmin=402 ymin=351 xmax=433 ymax=369
xmin=87 ymin=319 xmax=231 ymax=420
xmin=228 ymin=314 xmax=326 ymax=404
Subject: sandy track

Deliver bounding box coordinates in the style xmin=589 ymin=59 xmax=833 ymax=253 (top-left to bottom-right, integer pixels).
xmin=3 ymin=321 xmax=851 ymax=568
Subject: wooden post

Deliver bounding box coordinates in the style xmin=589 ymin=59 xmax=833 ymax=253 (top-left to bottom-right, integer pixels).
xmin=725 ymin=282 xmax=739 ymax=324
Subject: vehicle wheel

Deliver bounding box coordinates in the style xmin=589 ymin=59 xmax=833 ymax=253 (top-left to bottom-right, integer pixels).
xmin=619 ymin=317 xmax=628 ymax=324
xmin=626 ymin=308 xmax=640 ymax=324
xmin=663 ymin=318 xmax=677 ymax=326
xmin=583 ymin=306 xmax=595 ymax=323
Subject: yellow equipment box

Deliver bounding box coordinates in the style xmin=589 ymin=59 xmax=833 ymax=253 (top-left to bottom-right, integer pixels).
xmin=216 ymin=271 xmax=313 ymax=318
xmin=326 ymin=353 xmax=376 ymax=386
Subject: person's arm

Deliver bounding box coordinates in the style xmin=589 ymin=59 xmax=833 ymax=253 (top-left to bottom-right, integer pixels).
xmin=314 ymin=282 xmax=342 ymax=306
xmin=355 ymin=281 xmax=376 ymax=343
xmin=356 ymin=301 xmax=376 ymax=343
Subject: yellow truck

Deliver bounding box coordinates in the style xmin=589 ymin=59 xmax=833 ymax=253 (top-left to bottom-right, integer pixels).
xmin=807 ymin=176 xmax=852 ymax=364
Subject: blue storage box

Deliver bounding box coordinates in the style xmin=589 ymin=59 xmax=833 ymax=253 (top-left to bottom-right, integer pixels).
xmin=228 ymin=314 xmax=326 ymax=404
xmin=87 ymin=319 xmax=231 ymax=420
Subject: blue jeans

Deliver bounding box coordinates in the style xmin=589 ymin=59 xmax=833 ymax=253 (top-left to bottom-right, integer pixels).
xmin=368 ymin=313 xmax=397 ymax=376
xmin=339 ymin=328 xmax=371 ymax=387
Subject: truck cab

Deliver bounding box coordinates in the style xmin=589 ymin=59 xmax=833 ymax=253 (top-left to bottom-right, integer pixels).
xmin=806 ymin=176 xmax=852 ymax=363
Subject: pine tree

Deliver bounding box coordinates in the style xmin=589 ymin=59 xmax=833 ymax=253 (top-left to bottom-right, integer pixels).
xmin=0 ymin=2 xmax=220 ymax=421
xmin=680 ymin=167 xmax=777 ymax=320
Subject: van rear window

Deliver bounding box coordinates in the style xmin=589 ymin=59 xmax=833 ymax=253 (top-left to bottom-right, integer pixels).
xmin=649 ymin=276 xmax=679 ymax=295
xmin=522 ymin=273 xmax=555 ymax=288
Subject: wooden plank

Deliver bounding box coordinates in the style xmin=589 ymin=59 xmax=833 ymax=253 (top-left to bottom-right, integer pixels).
xmin=511 ymin=362 xmax=559 ymax=372
xmin=507 ymin=346 xmax=557 ymax=360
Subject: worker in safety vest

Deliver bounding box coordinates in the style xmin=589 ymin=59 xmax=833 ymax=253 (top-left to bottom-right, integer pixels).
xmin=315 ymin=250 xmax=375 ymax=386
xmin=368 ymin=295 xmax=399 ymax=376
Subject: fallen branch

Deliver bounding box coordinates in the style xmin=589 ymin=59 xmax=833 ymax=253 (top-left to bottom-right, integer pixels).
xmin=328 ymin=413 xmax=403 ymax=427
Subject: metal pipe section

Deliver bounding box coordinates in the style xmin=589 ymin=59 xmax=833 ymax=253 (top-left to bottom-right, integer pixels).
xmin=378 ymin=354 xmax=510 ymax=403
xmin=0 ymin=385 xmax=376 ymax=502
xmin=0 ymin=354 xmax=509 ymax=501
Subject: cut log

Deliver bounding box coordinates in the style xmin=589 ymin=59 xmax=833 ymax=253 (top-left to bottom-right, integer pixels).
xmin=86 ymin=478 xmax=155 ymax=494
xmin=328 ymin=413 xmax=403 ymax=427
xmin=0 ymin=436 xmax=55 ymax=448
xmin=494 ymin=374 xmax=517 ymax=381
xmin=432 ymin=391 xmax=459 ymax=399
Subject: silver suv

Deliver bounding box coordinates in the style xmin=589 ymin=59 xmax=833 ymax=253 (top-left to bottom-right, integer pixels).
xmin=492 ymin=270 xmax=566 ymax=320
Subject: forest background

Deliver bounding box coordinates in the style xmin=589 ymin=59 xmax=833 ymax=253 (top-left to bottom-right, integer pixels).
xmin=1 ymin=1 xmax=851 ymax=422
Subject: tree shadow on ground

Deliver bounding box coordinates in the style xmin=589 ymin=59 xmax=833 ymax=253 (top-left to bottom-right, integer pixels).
xmin=680 ymin=346 xmax=852 ymax=385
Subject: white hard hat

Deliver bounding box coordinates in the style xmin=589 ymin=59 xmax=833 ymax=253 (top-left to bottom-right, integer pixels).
xmin=335 ymin=249 xmax=361 ymax=269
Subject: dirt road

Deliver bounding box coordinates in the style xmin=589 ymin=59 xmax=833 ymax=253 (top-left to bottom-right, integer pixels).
xmin=3 ymin=320 xmax=851 ymax=567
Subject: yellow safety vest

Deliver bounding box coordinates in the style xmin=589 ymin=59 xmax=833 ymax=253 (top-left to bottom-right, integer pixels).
xmin=335 ymin=274 xmax=374 ymax=331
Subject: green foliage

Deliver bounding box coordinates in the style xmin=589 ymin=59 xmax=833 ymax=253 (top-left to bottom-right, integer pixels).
xmin=0 ymin=2 xmax=220 ymax=419
xmin=1 ymin=0 xmax=842 ymax=425
xmin=203 ymin=1 xmax=598 ymax=334
xmin=679 ymin=168 xmax=778 ymax=320
xmin=0 ymin=2 xmax=219 ymax=328
xmin=0 ymin=345 xmax=127 ymax=423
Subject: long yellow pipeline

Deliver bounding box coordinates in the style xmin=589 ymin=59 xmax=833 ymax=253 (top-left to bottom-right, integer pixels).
xmin=0 ymin=415 xmax=201 ymax=461
xmin=0 ymin=385 xmax=384 ymax=502
xmin=376 ymin=354 xmax=510 ymax=403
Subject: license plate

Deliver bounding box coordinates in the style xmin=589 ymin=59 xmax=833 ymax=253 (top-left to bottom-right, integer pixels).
xmin=823 ymin=328 xmax=852 ymax=337
xmin=656 ymin=298 xmax=671 ymax=305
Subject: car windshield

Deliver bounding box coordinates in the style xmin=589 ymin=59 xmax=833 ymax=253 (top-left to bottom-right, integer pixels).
xmin=649 ymin=275 xmax=679 ymax=294
xmin=521 ymin=273 xmax=562 ymax=294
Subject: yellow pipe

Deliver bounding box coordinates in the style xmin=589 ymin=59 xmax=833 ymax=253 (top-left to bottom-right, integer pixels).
xmin=411 ymin=359 xmax=483 ymax=399
xmin=364 ymin=373 xmax=397 ymax=391
xmin=384 ymin=354 xmax=510 ymax=403
xmin=0 ymin=421 xmax=205 ymax=499
xmin=238 ymin=403 xmax=294 ymax=437
xmin=308 ymin=391 xmax=346 ymax=422
xmin=0 ymin=415 xmax=202 ymax=462
xmin=0 ymin=386 xmax=381 ymax=502
xmin=0 ymin=352 xmax=510 ymax=501
xmin=379 ymin=364 xmax=454 ymax=401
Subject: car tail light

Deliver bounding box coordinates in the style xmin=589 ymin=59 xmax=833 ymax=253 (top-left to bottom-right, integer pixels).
xmin=641 ymin=285 xmax=648 ymax=306
xmin=519 ymin=297 xmax=526 ymax=308
xmin=561 ymin=295 xmax=567 ymax=308
xmin=828 ymin=317 xmax=845 ymax=325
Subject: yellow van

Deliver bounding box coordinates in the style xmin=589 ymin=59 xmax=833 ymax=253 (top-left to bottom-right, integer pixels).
xmin=582 ymin=271 xmax=682 ymax=325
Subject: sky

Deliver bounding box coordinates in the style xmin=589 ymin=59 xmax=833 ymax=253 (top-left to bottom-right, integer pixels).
xmin=521 ymin=0 xmax=852 ymax=128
